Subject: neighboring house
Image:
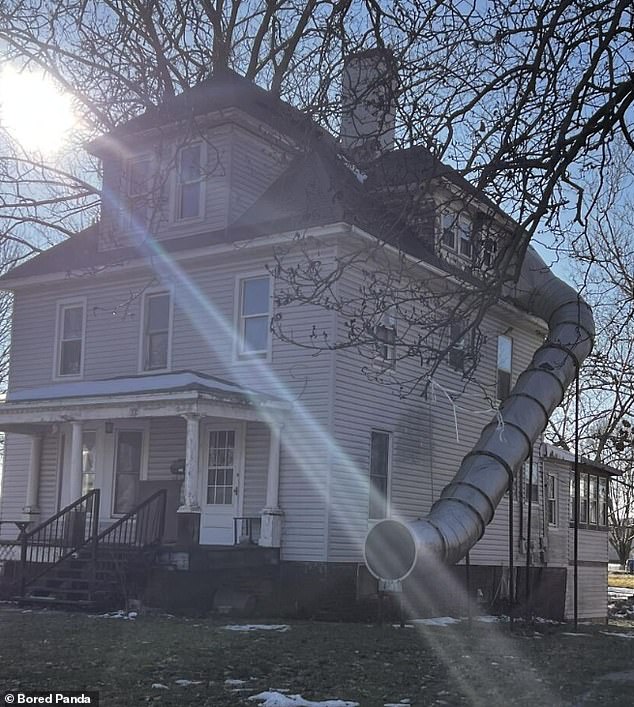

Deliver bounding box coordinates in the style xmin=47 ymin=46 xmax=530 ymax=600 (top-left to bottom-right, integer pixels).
xmin=0 ymin=54 xmax=608 ymax=619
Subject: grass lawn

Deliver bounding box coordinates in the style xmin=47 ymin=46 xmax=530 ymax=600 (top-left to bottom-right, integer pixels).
xmin=609 ymin=573 xmax=634 ymax=589
xmin=2 ymin=607 xmax=634 ymax=706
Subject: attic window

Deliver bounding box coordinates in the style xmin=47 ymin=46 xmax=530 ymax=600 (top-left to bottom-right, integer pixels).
xmin=176 ymin=144 xmax=203 ymax=220
xmin=374 ymin=312 xmax=397 ymax=369
xmin=441 ymin=211 xmax=473 ymax=259
xmin=128 ymin=156 xmax=151 ymax=225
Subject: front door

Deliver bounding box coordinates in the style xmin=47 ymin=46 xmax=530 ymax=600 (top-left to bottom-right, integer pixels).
xmin=112 ymin=428 xmax=144 ymax=515
xmin=199 ymin=425 xmax=244 ymax=545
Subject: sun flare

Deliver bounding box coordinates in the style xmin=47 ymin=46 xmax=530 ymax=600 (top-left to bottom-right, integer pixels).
xmin=0 ymin=65 xmax=76 ymax=153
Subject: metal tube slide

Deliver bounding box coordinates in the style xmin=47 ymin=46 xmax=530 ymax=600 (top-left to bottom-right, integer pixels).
xmin=364 ymin=247 xmax=594 ymax=580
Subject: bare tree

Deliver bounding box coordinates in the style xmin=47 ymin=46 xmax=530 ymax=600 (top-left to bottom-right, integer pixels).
xmin=546 ymin=144 xmax=634 ymax=564
xmin=0 ymin=0 xmax=632 ymax=387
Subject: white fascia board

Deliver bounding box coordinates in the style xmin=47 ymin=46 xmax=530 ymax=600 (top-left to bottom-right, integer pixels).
xmin=0 ymin=390 xmax=290 ymax=427
xmin=0 ymin=223 xmax=351 ymax=291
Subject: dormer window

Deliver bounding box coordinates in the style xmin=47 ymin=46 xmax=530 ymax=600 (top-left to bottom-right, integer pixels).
xmin=176 ymin=144 xmax=203 ymax=220
xmin=441 ymin=211 xmax=473 ymax=259
xmin=128 ymin=157 xmax=152 ymax=226
xmin=374 ymin=311 xmax=397 ymax=369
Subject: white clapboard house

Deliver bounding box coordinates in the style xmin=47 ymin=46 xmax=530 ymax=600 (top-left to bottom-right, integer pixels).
xmin=0 ymin=53 xmax=615 ymax=620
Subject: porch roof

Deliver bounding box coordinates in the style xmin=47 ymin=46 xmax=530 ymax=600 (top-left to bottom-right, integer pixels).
xmin=0 ymin=370 xmax=289 ymax=430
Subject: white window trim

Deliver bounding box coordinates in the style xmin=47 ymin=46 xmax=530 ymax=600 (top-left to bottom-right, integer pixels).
xmin=172 ymin=141 xmax=206 ymax=223
xmin=372 ymin=310 xmax=397 ymax=371
xmin=137 ymin=286 xmax=174 ymax=374
xmin=126 ymin=154 xmax=154 ymax=229
xmin=110 ymin=420 xmax=150 ymax=517
xmin=547 ymin=473 xmax=558 ymax=527
xmin=368 ymin=429 xmax=392 ymax=522
xmin=439 ymin=209 xmax=473 ymax=261
xmin=233 ymin=272 xmax=273 ymax=362
xmin=199 ymin=420 xmax=246 ymax=514
xmin=53 ymin=297 xmax=87 ymax=380
xmin=496 ymin=333 xmax=513 ymax=401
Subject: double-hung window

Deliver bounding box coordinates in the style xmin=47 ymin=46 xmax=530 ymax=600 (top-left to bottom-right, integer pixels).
xmin=441 ymin=211 xmax=473 ymax=259
xmin=56 ymin=302 xmax=86 ymax=377
xmin=570 ymin=472 xmax=609 ymax=528
xmin=496 ymin=334 xmax=513 ymax=401
xmin=176 ymin=144 xmax=203 ymax=220
xmin=374 ymin=311 xmax=397 ymax=368
xmin=369 ymin=430 xmax=391 ymax=520
xmin=238 ymin=276 xmax=271 ymax=357
xmin=128 ymin=157 xmax=152 ymax=226
xmin=142 ymin=291 xmax=171 ymax=371
xmin=546 ymin=474 xmax=557 ymax=526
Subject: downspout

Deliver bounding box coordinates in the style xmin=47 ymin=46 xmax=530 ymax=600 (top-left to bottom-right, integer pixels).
xmin=364 ymin=246 xmax=594 ymax=580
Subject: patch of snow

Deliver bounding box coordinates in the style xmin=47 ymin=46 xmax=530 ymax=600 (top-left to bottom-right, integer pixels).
xmin=151 ymin=684 xmax=169 ymax=690
xmin=384 ymin=701 xmax=411 ymax=706
xmin=98 ymin=610 xmax=136 ymax=620
xmin=600 ymin=631 xmax=634 ymax=639
xmin=225 ymin=679 xmax=247 ymax=686
xmin=249 ymin=692 xmax=359 ymax=707
xmin=175 ymin=679 xmax=204 ymax=686
xmin=337 ymin=154 xmax=367 ymax=184
xmin=411 ymin=616 xmax=461 ymax=626
xmin=561 ymin=632 xmax=591 ymax=637
xmin=476 ymin=615 xmax=508 ymax=623
xmin=223 ymin=624 xmax=290 ymax=632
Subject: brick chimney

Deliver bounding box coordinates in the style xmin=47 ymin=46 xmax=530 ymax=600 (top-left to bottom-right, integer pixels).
xmin=340 ymin=48 xmax=397 ymax=161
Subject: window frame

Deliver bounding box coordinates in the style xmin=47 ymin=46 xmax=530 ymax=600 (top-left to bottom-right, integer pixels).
xmin=54 ymin=298 xmax=87 ymax=380
xmin=368 ymin=429 xmax=392 ymax=521
xmin=496 ymin=334 xmax=513 ymax=402
xmin=174 ymin=142 xmax=205 ymax=222
xmin=569 ymin=471 xmax=609 ymax=529
xmin=234 ymin=273 xmax=273 ymax=361
xmin=127 ymin=154 xmax=153 ymax=228
xmin=440 ymin=210 xmax=473 ymax=260
xmin=110 ymin=421 xmax=150 ymax=517
xmin=138 ymin=288 xmax=173 ymax=373
xmin=373 ymin=310 xmax=397 ymax=370
xmin=546 ymin=473 xmax=558 ymax=526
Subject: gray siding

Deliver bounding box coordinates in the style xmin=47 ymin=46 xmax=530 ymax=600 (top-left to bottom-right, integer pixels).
xmin=243 ymin=422 xmax=269 ymax=517
xmin=148 ymin=417 xmax=186 ymax=480
xmin=0 ymin=433 xmax=30 ymax=539
xmin=5 ymin=242 xmax=335 ymax=561
xmin=330 ymin=250 xmax=546 ymax=565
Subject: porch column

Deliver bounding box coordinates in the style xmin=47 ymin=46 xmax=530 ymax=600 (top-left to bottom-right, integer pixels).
xmin=68 ymin=421 xmax=84 ymax=503
xmin=260 ymin=421 xmax=283 ymax=548
xmin=22 ymin=433 xmax=43 ymax=516
xmin=178 ymin=413 xmax=201 ymax=513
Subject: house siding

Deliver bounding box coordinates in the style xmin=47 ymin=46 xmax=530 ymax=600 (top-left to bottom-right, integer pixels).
xmin=329 ymin=248 xmax=546 ymax=565
xmin=0 ymin=434 xmax=30 ymax=539
xmin=5 ymin=241 xmax=336 ymax=562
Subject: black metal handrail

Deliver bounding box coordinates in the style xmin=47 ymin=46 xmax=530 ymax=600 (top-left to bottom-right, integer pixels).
xmin=18 ymin=490 xmax=101 ymax=594
xmin=233 ymin=516 xmax=261 ymax=545
xmin=95 ymin=489 xmax=167 ymax=549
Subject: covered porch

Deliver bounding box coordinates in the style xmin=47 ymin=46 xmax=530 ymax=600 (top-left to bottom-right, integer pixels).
xmin=0 ymin=371 xmax=290 ymax=550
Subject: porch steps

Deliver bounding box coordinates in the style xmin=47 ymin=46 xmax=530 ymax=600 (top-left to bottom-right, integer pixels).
xmin=17 ymin=545 xmax=154 ymax=610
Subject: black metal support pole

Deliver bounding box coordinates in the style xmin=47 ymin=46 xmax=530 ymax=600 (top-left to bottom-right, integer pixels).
xmin=574 ymin=363 xmax=580 ymax=631
xmin=525 ymin=453 xmax=534 ymax=619
xmin=509 ymin=480 xmax=514 ymax=626
xmin=466 ymin=551 xmax=472 ymax=627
